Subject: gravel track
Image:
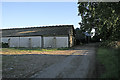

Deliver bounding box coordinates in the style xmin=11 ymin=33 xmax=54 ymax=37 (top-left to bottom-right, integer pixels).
xmin=2 ymin=43 xmax=97 ymax=78
xmin=30 ymin=43 xmax=96 ymax=78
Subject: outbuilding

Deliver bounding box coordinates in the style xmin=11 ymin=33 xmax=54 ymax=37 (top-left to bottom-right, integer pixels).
xmin=1 ymin=25 xmax=75 ymax=48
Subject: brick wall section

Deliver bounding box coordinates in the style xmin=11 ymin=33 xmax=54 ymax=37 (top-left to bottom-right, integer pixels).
xmin=69 ymin=28 xmax=74 ymax=47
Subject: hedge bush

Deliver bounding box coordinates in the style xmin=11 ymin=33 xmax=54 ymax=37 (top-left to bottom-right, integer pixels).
xmin=100 ymin=41 xmax=120 ymax=48
xmin=2 ymin=42 xmax=9 ymax=48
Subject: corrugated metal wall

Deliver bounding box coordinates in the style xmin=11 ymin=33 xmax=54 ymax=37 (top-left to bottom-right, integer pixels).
xmin=2 ymin=36 xmax=42 ymax=48
xmin=43 ymin=37 xmax=68 ymax=48
xmin=2 ymin=36 xmax=68 ymax=48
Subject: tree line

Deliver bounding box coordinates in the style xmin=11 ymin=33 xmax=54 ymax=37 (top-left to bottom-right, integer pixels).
xmin=78 ymin=2 xmax=120 ymax=42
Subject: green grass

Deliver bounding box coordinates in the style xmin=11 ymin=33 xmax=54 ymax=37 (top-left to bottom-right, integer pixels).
xmin=97 ymin=47 xmax=120 ymax=78
xmin=2 ymin=47 xmax=69 ymax=52
xmin=57 ymin=47 xmax=69 ymax=50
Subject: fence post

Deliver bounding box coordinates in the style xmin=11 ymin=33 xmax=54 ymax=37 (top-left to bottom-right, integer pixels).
xmin=8 ymin=38 xmax=10 ymax=47
xmin=29 ymin=38 xmax=32 ymax=48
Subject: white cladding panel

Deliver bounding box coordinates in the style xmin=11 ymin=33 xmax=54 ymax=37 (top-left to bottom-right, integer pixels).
xmin=44 ymin=37 xmax=68 ymax=48
xmin=56 ymin=37 xmax=68 ymax=48
xmin=2 ymin=36 xmax=68 ymax=48
xmin=10 ymin=37 xmax=19 ymax=47
xmin=2 ymin=36 xmax=41 ymax=47
xmin=44 ymin=37 xmax=54 ymax=48
xmin=19 ymin=36 xmax=41 ymax=47
xmin=19 ymin=37 xmax=29 ymax=47
xmin=31 ymin=37 xmax=41 ymax=47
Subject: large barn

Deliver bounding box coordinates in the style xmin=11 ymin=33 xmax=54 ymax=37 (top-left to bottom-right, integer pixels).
xmin=1 ymin=25 xmax=75 ymax=48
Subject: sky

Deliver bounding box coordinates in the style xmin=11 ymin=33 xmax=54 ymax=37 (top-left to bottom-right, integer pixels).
xmin=2 ymin=2 xmax=81 ymax=29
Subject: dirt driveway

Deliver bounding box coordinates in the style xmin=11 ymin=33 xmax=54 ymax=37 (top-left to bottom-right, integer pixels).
xmin=2 ymin=43 xmax=97 ymax=78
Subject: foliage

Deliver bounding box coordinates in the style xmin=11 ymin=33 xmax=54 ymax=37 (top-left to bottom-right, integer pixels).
xmin=91 ymin=35 xmax=100 ymax=42
xmin=97 ymin=47 xmax=120 ymax=78
xmin=78 ymin=2 xmax=120 ymax=41
xmin=2 ymin=42 xmax=9 ymax=48
xmin=57 ymin=47 xmax=69 ymax=50
xmin=100 ymin=41 xmax=120 ymax=48
xmin=75 ymin=28 xmax=86 ymax=44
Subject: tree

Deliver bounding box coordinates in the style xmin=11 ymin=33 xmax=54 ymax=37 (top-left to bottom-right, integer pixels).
xmin=78 ymin=2 xmax=120 ymax=41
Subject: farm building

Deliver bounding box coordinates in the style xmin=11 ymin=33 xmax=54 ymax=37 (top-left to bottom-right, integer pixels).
xmin=1 ymin=25 xmax=75 ymax=48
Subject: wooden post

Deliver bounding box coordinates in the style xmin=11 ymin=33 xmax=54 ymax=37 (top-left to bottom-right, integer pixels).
xmin=53 ymin=36 xmax=56 ymax=48
xmin=29 ymin=38 xmax=32 ymax=48
xmin=18 ymin=37 xmax=20 ymax=48
xmin=68 ymin=34 xmax=70 ymax=48
xmin=8 ymin=38 xmax=10 ymax=47
xmin=41 ymin=36 xmax=44 ymax=48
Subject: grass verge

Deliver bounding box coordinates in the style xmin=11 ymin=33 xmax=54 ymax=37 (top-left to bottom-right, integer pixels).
xmin=96 ymin=47 xmax=119 ymax=78
xmin=2 ymin=47 xmax=69 ymax=52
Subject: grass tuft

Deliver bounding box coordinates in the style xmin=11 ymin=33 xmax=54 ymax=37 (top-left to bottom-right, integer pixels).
xmin=2 ymin=47 xmax=69 ymax=52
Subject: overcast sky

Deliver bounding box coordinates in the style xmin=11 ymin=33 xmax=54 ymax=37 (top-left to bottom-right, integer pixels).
xmin=2 ymin=2 xmax=81 ymax=29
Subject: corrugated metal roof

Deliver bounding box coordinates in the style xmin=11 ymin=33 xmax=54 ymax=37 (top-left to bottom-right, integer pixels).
xmin=1 ymin=25 xmax=74 ymax=37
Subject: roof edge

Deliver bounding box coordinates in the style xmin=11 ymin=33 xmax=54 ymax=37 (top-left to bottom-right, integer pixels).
xmin=2 ymin=25 xmax=74 ymax=30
